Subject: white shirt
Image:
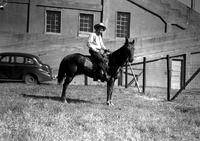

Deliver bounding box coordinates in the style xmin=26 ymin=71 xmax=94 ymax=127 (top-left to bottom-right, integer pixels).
xmin=87 ymin=32 xmax=106 ymax=52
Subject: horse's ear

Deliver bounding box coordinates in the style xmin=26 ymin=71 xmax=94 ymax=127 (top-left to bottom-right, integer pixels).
xmin=132 ymin=39 xmax=135 ymax=44
xmin=125 ymin=37 xmax=129 ymax=44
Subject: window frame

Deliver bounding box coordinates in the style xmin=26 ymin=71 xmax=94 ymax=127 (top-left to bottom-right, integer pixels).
xmin=78 ymin=13 xmax=94 ymax=37
xmin=45 ymin=10 xmax=61 ymax=34
xmin=115 ymin=11 xmax=131 ymax=38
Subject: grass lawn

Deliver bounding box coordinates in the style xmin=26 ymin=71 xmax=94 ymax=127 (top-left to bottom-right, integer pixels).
xmin=0 ymin=82 xmax=200 ymax=141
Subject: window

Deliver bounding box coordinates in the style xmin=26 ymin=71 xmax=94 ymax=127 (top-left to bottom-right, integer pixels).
xmin=79 ymin=13 xmax=93 ymax=32
xmin=116 ymin=12 xmax=130 ymax=38
xmin=10 ymin=56 xmax=25 ymax=64
xmin=0 ymin=56 xmax=9 ymax=63
xmin=15 ymin=56 xmax=24 ymax=64
xmin=46 ymin=10 xmax=61 ymax=33
xmin=25 ymin=58 xmax=34 ymax=65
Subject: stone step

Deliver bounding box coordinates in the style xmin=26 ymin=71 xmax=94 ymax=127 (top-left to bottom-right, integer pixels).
xmin=134 ymin=44 xmax=200 ymax=62
xmin=136 ymin=36 xmax=200 ymax=55
xmin=136 ymin=31 xmax=200 ymax=47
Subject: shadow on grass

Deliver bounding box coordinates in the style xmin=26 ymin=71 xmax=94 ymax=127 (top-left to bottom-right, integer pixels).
xmin=21 ymin=93 xmax=93 ymax=104
xmin=0 ymin=79 xmax=56 ymax=85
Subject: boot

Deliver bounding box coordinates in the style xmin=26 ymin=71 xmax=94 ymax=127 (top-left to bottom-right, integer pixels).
xmin=93 ymin=76 xmax=98 ymax=81
xmin=102 ymin=64 xmax=110 ymax=81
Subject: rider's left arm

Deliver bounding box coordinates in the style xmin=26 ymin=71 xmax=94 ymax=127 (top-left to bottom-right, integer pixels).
xmin=99 ymin=36 xmax=106 ymax=50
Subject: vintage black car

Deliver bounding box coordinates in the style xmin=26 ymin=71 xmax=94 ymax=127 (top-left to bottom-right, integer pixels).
xmin=0 ymin=52 xmax=53 ymax=84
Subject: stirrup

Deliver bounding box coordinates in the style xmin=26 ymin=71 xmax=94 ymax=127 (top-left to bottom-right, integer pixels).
xmin=93 ymin=77 xmax=98 ymax=81
xmin=103 ymin=73 xmax=110 ymax=81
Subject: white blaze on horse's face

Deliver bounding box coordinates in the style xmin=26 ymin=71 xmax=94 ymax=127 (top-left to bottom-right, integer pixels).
xmin=125 ymin=38 xmax=135 ymax=62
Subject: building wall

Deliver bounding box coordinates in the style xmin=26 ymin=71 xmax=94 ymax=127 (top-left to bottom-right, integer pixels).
xmin=0 ymin=0 xmax=165 ymax=38
xmin=30 ymin=0 xmax=165 ymax=38
xmin=28 ymin=0 xmax=102 ymax=36
xmin=0 ymin=1 xmax=28 ymax=33
xmin=194 ymin=1 xmax=200 ymax=12
xmin=0 ymin=0 xmax=102 ymax=35
xmin=131 ymin=53 xmax=200 ymax=89
xmin=178 ymin=0 xmax=200 ymax=13
xmin=0 ymin=0 xmax=199 ymax=37
xmin=63 ymin=9 xmax=101 ymax=37
xmin=103 ymin=0 xmax=165 ymax=39
xmin=145 ymin=60 xmax=167 ymax=88
xmin=29 ymin=0 xmax=45 ymax=33
xmin=188 ymin=53 xmax=200 ymax=88
xmin=179 ymin=0 xmax=192 ymax=7
xmin=134 ymin=53 xmax=200 ymax=89
xmin=130 ymin=59 xmax=168 ymax=88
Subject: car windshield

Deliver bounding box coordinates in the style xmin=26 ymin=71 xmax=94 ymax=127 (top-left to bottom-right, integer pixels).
xmin=25 ymin=57 xmax=34 ymax=64
xmin=34 ymin=56 xmax=44 ymax=65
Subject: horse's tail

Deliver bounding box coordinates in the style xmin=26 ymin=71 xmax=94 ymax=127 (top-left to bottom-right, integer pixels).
xmin=57 ymin=59 xmax=66 ymax=85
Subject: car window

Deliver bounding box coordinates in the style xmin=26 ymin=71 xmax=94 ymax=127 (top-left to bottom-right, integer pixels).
xmin=0 ymin=56 xmax=10 ymax=63
xmin=15 ymin=56 xmax=24 ymax=64
xmin=25 ymin=57 xmax=34 ymax=65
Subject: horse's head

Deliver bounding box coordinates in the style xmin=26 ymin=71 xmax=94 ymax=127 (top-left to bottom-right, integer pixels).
xmin=124 ymin=37 xmax=135 ymax=62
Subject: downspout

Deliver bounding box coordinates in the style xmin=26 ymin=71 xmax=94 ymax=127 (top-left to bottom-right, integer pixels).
xmin=26 ymin=0 xmax=30 ymax=33
xmin=100 ymin=0 xmax=104 ymax=22
xmin=187 ymin=0 xmax=195 ymax=25
xmin=191 ymin=0 xmax=195 ymax=9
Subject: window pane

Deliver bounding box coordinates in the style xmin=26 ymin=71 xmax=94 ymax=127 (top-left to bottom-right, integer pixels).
xmin=46 ymin=11 xmax=61 ymax=33
xmin=79 ymin=13 xmax=93 ymax=32
xmin=16 ymin=57 xmax=24 ymax=64
xmin=116 ymin=12 xmax=130 ymax=38
xmin=25 ymin=58 xmax=34 ymax=64
xmin=0 ymin=56 xmax=9 ymax=63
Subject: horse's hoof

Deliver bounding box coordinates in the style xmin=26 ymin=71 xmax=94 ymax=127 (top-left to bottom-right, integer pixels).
xmin=106 ymin=101 xmax=114 ymax=106
xmin=109 ymin=102 xmax=114 ymax=106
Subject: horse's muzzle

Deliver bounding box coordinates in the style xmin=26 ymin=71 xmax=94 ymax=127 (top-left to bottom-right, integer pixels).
xmin=129 ymin=58 xmax=134 ymax=62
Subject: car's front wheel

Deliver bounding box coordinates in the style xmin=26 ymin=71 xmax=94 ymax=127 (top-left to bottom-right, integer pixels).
xmin=24 ymin=74 xmax=38 ymax=84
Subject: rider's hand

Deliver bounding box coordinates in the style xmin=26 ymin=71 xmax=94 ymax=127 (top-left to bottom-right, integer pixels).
xmin=104 ymin=49 xmax=111 ymax=53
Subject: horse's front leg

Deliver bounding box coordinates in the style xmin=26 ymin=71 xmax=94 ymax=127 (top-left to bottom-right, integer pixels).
xmin=106 ymin=78 xmax=115 ymax=106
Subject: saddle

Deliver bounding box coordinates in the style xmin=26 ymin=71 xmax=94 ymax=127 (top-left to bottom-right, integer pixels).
xmin=89 ymin=51 xmax=109 ymax=67
xmin=90 ymin=51 xmax=110 ymax=81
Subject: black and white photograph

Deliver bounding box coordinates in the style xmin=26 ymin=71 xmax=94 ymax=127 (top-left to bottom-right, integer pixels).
xmin=0 ymin=0 xmax=200 ymax=140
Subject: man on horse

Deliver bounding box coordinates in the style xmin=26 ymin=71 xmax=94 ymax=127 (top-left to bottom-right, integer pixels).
xmin=87 ymin=23 xmax=110 ymax=81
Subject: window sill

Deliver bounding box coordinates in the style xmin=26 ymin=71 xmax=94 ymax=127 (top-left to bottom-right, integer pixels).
xmin=78 ymin=31 xmax=91 ymax=37
xmin=45 ymin=32 xmax=62 ymax=35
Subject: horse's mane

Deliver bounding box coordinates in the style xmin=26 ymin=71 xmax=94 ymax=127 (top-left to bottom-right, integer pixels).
xmin=108 ymin=43 xmax=127 ymax=66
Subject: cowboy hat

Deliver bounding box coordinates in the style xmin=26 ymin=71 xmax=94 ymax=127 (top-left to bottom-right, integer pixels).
xmin=94 ymin=23 xmax=106 ymax=31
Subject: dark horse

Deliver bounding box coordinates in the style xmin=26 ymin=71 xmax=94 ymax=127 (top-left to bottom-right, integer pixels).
xmin=57 ymin=37 xmax=135 ymax=106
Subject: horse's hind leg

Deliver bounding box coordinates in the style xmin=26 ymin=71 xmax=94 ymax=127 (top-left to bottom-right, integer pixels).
xmin=106 ymin=78 xmax=115 ymax=106
xmin=61 ymin=76 xmax=74 ymax=103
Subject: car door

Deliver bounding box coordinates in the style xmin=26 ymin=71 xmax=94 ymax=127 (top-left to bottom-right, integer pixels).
xmin=10 ymin=56 xmax=25 ymax=79
xmin=0 ymin=55 xmax=13 ymax=79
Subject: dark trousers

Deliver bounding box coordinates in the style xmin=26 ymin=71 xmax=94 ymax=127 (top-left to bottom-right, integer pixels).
xmin=89 ymin=49 xmax=108 ymax=76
